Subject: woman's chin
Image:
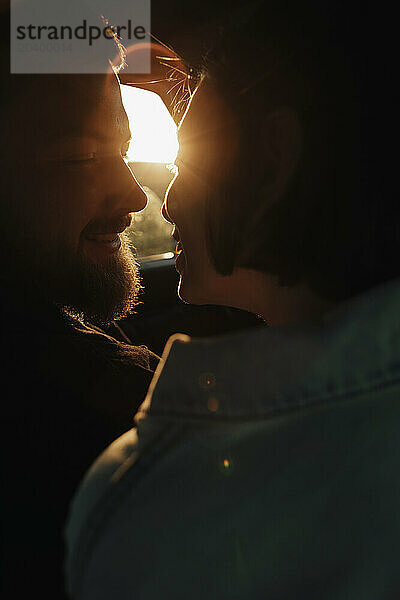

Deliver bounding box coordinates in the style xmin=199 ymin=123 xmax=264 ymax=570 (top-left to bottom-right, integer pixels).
xmin=175 ymin=253 xmax=212 ymax=305
xmin=177 ymin=275 xmax=192 ymax=304
xmin=175 ymin=250 xmax=186 ymax=274
xmin=177 ymin=271 xmax=201 ymax=305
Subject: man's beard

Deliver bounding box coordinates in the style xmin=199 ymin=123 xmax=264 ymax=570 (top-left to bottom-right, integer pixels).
xmin=59 ymin=233 xmax=141 ymax=326
xmin=4 ymin=224 xmax=141 ymax=326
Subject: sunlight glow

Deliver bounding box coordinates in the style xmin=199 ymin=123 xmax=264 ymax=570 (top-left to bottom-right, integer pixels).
xmin=120 ymin=85 xmax=179 ymax=164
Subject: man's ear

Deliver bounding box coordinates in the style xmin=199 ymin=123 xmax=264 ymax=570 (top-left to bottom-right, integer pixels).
xmin=261 ymin=107 xmax=303 ymax=196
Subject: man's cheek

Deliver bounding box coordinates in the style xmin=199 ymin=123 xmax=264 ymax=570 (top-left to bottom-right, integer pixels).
xmin=53 ymin=179 xmax=97 ymax=246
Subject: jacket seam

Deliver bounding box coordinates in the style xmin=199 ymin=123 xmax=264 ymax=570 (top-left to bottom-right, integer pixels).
xmin=148 ymin=371 xmax=400 ymax=421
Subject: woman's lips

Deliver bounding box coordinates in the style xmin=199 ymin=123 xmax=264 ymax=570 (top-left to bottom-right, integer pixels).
xmin=172 ymin=226 xmax=185 ymax=271
xmin=175 ymin=248 xmax=185 ymax=273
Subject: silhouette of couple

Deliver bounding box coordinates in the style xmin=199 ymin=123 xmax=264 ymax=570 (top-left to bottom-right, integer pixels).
xmin=1 ymin=1 xmax=400 ymax=598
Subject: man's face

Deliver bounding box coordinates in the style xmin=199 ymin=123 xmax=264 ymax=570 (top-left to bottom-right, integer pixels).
xmin=6 ymin=71 xmax=147 ymax=323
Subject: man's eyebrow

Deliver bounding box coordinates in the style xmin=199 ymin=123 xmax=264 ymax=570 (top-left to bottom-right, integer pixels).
xmin=103 ymin=130 xmax=131 ymax=143
xmin=86 ymin=126 xmax=132 ymax=144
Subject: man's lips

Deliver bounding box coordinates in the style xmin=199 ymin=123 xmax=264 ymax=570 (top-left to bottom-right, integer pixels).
xmin=84 ymin=234 xmax=121 ymax=255
xmin=81 ymin=214 xmax=132 ymax=254
xmin=83 ymin=215 xmax=132 ymax=238
xmin=85 ymin=233 xmax=120 ymax=243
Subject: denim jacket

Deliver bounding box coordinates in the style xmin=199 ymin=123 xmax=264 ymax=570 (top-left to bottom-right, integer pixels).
xmin=65 ymin=277 xmax=400 ymax=599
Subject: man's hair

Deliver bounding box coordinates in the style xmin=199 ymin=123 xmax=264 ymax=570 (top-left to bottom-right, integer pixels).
xmin=169 ymin=0 xmax=399 ymax=301
xmin=0 ymin=5 xmax=126 ymax=114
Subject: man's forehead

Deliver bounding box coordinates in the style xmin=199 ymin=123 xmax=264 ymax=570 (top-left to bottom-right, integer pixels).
xmin=82 ymin=73 xmax=130 ymax=141
xmin=21 ymin=71 xmax=129 ymax=143
xmin=55 ymin=72 xmax=123 ymax=119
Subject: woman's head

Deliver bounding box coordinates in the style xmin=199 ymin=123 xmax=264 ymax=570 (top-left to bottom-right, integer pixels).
xmin=162 ymin=79 xmax=241 ymax=304
xmin=161 ymin=0 xmax=399 ymax=316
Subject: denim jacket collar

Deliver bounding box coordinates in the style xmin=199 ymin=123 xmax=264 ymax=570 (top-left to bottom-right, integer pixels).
xmin=141 ymin=277 xmax=400 ymax=420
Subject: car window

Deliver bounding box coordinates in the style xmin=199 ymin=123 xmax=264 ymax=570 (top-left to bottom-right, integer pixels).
xmin=120 ymin=85 xmax=177 ymax=261
xmin=127 ymin=163 xmax=175 ymax=260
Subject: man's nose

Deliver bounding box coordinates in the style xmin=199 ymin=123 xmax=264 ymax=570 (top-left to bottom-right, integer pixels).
xmin=124 ymin=161 xmax=148 ymax=212
xmin=107 ymin=158 xmax=148 ymax=213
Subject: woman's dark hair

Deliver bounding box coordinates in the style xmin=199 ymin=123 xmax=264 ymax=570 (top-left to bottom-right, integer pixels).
xmin=173 ymin=0 xmax=399 ymax=301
